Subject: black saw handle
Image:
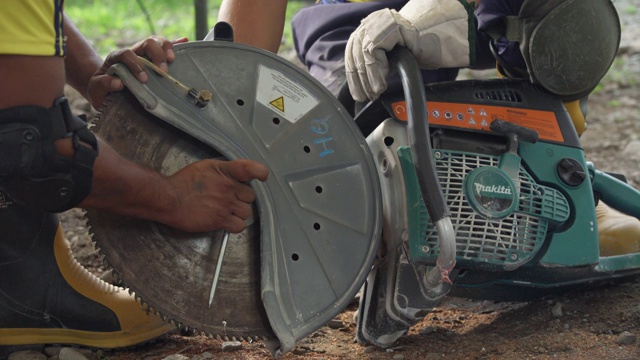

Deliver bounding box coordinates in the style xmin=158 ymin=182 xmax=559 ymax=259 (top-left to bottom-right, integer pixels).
xmin=387 ymin=46 xmax=450 ymax=223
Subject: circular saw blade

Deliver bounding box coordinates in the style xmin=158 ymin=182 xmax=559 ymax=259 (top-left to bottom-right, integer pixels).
xmin=87 ymin=89 xmax=274 ymax=340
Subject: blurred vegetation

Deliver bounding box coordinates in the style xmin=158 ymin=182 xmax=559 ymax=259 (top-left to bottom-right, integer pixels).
xmin=65 ymin=0 xmax=309 ymax=58
xmin=65 ymin=0 xmax=637 ymax=94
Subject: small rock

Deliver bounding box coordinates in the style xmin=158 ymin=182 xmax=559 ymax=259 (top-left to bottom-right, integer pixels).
xmin=99 ymin=269 xmax=116 ymax=284
xmin=43 ymin=347 xmax=63 ymax=357
xmin=327 ymin=319 xmax=344 ymax=329
xmin=161 ymin=355 xmax=189 ymax=360
xmin=70 ymin=348 xmax=96 ymax=360
xmin=191 ymin=352 xmax=214 ymax=360
xmin=363 ymin=346 xmax=376 ymax=354
xmin=551 ymin=303 xmax=563 ymax=317
xmin=393 ymin=354 xmax=405 ymax=360
xmin=221 ymin=341 xmax=243 ymax=352
xmin=7 ymin=351 xmax=46 ymax=360
xmin=58 ymin=348 xmax=90 ymax=360
xmin=623 ymin=140 xmax=640 ymax=158
xmin=616 ymin=331 xmax=637 ymax=345
xmin=419 ymin=326 xmax=437 ymax=335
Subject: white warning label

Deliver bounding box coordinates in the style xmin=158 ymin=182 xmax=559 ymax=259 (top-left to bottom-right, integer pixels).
xmin=256 ymin=65 xmax=319 ymax=123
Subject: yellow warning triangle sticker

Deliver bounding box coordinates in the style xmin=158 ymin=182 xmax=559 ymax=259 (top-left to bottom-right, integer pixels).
xmin=270 ymin=96 xmax=285 ymax=112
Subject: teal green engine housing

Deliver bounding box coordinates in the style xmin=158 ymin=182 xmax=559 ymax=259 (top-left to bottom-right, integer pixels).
xmin=399 ymin=147 xmax=571 ymax=271
xmin=463 ymin=166 xmax=518 ymax=220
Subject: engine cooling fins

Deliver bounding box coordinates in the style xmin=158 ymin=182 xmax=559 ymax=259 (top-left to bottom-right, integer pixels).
xmin=85 ymin=40 xmax=382 ymax=356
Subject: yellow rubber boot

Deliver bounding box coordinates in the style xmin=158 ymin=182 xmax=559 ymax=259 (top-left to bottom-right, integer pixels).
xmin=597 ymin=201 xmax=640 ymax=256
xmin=0 ymin=200 xmax=174 ymax=352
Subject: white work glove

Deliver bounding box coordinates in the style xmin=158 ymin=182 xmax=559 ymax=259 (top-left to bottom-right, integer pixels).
xmin=345 ymin=0 xmax=474 ymax=102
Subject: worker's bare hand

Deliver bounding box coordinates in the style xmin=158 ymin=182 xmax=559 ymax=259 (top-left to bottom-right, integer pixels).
xmin=87 ymin=35 xmax=189 ymax=110
xmin=159 ymin=159 xmax=269 ymax=233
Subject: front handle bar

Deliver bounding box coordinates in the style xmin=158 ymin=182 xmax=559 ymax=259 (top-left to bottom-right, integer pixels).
xmin=387 ymin=46 xmax=450 ymax=223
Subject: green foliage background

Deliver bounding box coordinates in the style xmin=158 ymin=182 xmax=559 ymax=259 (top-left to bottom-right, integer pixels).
xmin=65 ymin=0 xmax=308 ymax=58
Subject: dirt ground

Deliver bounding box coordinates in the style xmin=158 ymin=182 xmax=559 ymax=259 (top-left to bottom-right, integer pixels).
xmin=60 ymin=4 xmax=640 ymax=359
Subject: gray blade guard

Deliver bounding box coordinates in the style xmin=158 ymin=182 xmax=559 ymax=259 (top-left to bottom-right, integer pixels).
xmin=108 ymin=40 xmax=382 ymax=355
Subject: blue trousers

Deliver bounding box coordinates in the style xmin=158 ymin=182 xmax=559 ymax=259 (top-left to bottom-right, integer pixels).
xmin=291 ymin=0 xmax=525 ymax=96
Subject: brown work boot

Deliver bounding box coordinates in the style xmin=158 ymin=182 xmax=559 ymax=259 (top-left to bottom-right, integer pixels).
xmin=597 ymin=201 xmax=640 ymax=256
xmin=0 ymin=193 xmax=174 ymax=357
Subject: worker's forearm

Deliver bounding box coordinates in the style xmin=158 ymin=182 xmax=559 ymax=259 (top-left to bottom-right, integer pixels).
xmin=218 ymin=0 xmax=288 ymax=53
xmin=63 ymin=14 xmax=103 ymax=98
xmin=78 ymin=137 xmax=177 ymax=223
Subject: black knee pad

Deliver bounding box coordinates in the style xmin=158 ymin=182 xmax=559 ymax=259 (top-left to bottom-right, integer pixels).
xmin=0 ymin=97 xmax=98 ymax=212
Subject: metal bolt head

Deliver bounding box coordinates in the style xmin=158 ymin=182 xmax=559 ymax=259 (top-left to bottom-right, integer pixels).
xmin=195 ymin=90 xmax=213 ymax=108
xmin=24 ymin=130 xmax=35 ymax=141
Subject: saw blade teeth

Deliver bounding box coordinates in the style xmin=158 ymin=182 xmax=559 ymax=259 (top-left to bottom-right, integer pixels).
xmin=87 ymin=212 xmax=273 ymax=343
xmin=85 ymin=219 xmax=125 ymax=289
xmin=93 ymin=93 xmax=114 ymax=130
xmin=77 ymin=209 xmax=89 ymax=227
xmin=85 ymin=90 xmax=275 ymax=343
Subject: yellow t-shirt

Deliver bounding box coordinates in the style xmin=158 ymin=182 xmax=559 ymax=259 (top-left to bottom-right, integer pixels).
xmin=0 ymin=0 xmax=66 ymax=56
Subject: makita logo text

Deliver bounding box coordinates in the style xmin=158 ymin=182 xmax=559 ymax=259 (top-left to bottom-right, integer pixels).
xmin=474 ymin=183 xmax=512 ymax=195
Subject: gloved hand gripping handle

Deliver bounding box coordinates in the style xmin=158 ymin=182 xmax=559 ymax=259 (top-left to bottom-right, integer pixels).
xmin=387 ymin=47 xmax=448 ymax=223
xmin=388 ymin=47 xmax=456 ymax=285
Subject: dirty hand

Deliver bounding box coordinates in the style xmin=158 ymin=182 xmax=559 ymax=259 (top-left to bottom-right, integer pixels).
xmin=345 ymin=0 xmax=473 ymax=102
xmin=87 ymin=35 xmax=189 ymax=110
xmin=159 ymin=159 xmax=269 ymax=234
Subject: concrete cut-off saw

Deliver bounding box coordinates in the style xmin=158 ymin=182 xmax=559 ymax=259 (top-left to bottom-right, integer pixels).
xmin=87 ymin=22 xmax=640 ymax=356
